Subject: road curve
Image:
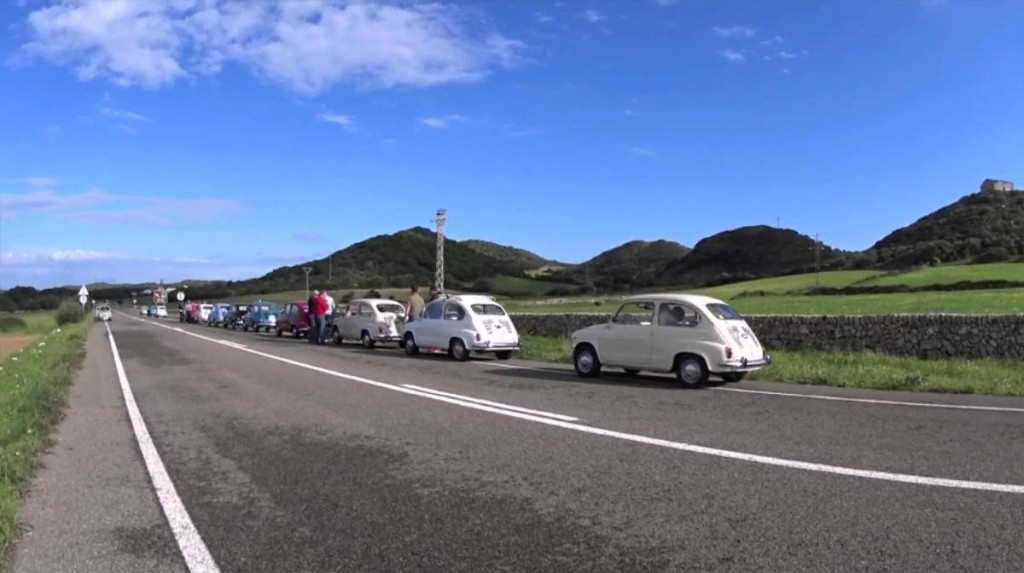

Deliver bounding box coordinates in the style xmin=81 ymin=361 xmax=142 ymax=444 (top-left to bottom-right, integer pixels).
xmin=15 ymin=313 xmax=1024 ymax=572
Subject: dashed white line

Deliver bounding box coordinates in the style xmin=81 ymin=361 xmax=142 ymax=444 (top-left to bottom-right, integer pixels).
xmin=477 ymin=361 xmax=1024 ymax=414
xmin=711 ymin=386 xmax=1024 ymax=413
xmin=402 ymin=384 xmax=580 ymax=422
xmin=119 ymin=313 xmax=1024 ymax=494
xmin=104 ymin=322 xmax=221 ymax=573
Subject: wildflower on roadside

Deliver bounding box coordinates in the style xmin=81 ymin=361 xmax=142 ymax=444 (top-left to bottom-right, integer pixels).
xmin=11 ymin=357 xmax=18 ymax=361
xmin=38 ymin=341 xmax=46 ymax=347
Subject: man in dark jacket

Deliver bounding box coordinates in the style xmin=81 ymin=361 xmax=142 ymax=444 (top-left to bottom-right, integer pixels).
xmin=307 ymin=290 xmax=319 ymax=344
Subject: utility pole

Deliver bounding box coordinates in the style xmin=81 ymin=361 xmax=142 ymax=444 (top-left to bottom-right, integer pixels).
xmin=814 ymin=233 xmax=821 ymax=287
xmin=328 ymin=253 xmax=333 ymax=286
xmin=302 ymin=266 xmax=313 ymax=298
xmin=434 ymin=208 xmax=447 ymax=293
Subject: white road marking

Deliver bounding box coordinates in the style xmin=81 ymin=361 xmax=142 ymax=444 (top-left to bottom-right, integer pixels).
xmin=104 ymin=323 xmax=221 ymax=573
xmin=119 ymin=313 xmax=1024 ymax=494
xmin=710 ymin=386 xmax=1024 ymax=413
xmin=402 ymin=384 xmax=580 ymax=422
xmin=478 ymin=361 xmax=1024 ymax=414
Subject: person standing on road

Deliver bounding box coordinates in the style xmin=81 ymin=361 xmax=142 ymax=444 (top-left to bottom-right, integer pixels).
xmin=312 ymin=290 xmax=329 ymax=345
xmin=405 ymin=285 xmax=425 ymax=323
xmin=307 ymin=289 xmax=319 ymax=344
xmin=323 ymin=290 xmax=336 ymax=342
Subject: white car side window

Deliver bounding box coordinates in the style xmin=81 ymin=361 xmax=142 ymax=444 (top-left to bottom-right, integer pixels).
xmin=657 ymin=303 xmax=701 ymax=328
xmin=613 ymin=302 xmax=654 ymax=325
xmin=424 ymin=301 xmax=445 ymax=320
xmin=444 ymin=303 xmax=466 ymax=321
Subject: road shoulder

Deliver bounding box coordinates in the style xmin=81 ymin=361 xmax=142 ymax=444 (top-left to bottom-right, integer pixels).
xmin=14 ymin=324 xmax=184 ymax=573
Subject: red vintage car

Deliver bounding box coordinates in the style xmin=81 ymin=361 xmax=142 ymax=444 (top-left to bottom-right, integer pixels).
xmin=275 ymin=301 xmax=310 ymax=337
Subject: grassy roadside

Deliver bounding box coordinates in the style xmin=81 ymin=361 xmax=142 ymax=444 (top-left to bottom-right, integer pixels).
xmin=517 ymin=335 xmax=1024 ymax=396
xmin=0 ymin=320 xmax=89 ymax=560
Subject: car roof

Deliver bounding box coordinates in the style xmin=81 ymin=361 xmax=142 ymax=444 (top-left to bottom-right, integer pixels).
xmin=441 ymin=294 xmax=501 ymax=305
xmin=622 ymin=293 xmax=728 ymax=306
xmin=352 ymin=298 xmax=402 ymax=305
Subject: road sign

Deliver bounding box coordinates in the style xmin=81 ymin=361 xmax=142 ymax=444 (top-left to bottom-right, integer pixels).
xmin=79 ymin=294 xmax=88 ymax=305
xmin=78 ymin=284 xmax=89 ymax=297
xmin=176 ymin=291 xmax=185 ymax=302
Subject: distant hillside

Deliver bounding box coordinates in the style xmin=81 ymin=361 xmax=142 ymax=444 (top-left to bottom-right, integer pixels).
xmin=233 ymin=227 xmax=526 ymax=294
xmin=662 ymin=226 xmax=847 ymax=286
xmin=871 ymin=189 xmax=1024 ymax=267
xmin=549 ymin=239 xmax=690 ymax=289
xmin=461 ymin=240 xmax=561 ymax=273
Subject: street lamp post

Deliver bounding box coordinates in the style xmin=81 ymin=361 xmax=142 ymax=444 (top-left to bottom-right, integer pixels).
xmin=303 ymin=266 xmax=313 ymax=298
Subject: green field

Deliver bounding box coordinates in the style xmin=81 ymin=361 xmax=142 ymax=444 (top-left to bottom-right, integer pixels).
xmin=694 ymin=270 xmax=881 ymax=298
xmin=517 ymin=336 xmax=1024 ymax=396
xmin=486 ymin=275 xmax=564 ymax=296
xmin=502 ymin=288 xmax=1024 ymax=315
xmin=0 ymin=311 xmax=57 ymax=334
xmin=858 ymin=263 xmax=1024 ymax=287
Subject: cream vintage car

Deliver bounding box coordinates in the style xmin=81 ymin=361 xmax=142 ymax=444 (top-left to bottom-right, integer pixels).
xmin=331 ymin=298 xmax=406 ymax=348
xmin=570 ymin=294 xmax=771 ymax=386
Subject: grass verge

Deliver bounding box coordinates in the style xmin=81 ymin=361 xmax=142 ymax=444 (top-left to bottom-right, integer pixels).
xmin=517 ymin=335 xmax=1024 ymax=396
xmin=0 ymin=320 xmax=89 ymax=560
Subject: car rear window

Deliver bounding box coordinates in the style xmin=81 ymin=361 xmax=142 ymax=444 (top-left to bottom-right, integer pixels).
xmin=376 ymin=303 xmax=405 ymax=315
xmin=470 ymin=303 xmax=506 ymax=316
xmin=706 ymin=303 xmax=743 ymax=320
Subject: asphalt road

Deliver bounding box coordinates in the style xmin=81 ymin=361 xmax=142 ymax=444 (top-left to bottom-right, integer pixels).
xmin=14 ymin=313 xmax=1024 ymax=572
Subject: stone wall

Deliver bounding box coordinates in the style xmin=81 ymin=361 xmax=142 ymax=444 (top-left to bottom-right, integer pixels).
xmin=510 ymin=313 xmax=1024 ymax=360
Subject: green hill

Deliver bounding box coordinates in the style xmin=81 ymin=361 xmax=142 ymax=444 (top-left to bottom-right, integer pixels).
xmin=859 ymin=263 xmax=1024 ymax=287
xmin=232 ymin=227 xmax=527 ymax=294
xmin=870 ymin=189 xmax=1024 ymax=267
xmin=461 ymin=240 xmax=562 ymax=273
xmin=662 ymin=226 xmax=848 ymax=287
xmin=558 ymin=239 xmax=690 ymax=290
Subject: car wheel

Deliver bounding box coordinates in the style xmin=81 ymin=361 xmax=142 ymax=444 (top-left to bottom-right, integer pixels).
xmin=243 ymin=324 xmax=249 ymax=332
xmin=332 ymin=327 xmax=343 ymax=345
xmin=623 ymin=369 xmax=640 ymax=376
xmin=573 ymin=344 xmax=601 ymax=378
xmin=403 ymin=333 xmax=419 ymax=356
xmin=276 ymin=327 xmax=283 ymax=337
xmin=721 ymin=372 xmax=747 ymax=383
xmin=675 ymin=355 xmax=709 ymax=388
xmin=361 ymin=331 xmax=376 ymax=349
xmin=449 ymin=338 xmax=469 ymax=362
xmin=495 ymin=351 xmax=513 ymax=361
xmin=294 ymin=329 xmax=302 ymax=338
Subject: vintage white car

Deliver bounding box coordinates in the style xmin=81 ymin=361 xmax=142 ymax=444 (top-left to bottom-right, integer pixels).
xmin=95 ymin=304 xmax=113 ymax=322
xmin=403 ymin=294 xmax=519 ymax=361
xmin=155 ymin=304 xmax=168 ymax=318
xmin=570 ymin=294 xmax=770 ymax=386
xmin=331 ymin=298 xmax=406 ymax=348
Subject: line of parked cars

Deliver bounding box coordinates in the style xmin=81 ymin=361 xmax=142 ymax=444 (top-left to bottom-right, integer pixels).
xmin=142 ymin=292 xmax=771 ymax=386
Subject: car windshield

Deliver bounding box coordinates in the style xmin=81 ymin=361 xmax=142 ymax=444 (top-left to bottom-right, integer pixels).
xmin=257 ymin=305 xmax=273 ymax=311
xmin=706 ymin=303 xmax=743 ymax=320
xmin=376 ymin=303 xmax=405 ymax=315
xmin=470 ymin=303 xmax=506 ymax=316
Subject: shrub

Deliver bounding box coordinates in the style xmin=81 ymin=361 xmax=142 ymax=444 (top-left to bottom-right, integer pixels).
xmin=0 ymin=316 xmax=27 ymax=332
xmin=364 ymin=289 xmax=382 ymax=299
xmin=55 ymin=299 xmax=84 ymax=326
xmin=545 ymin=286 xmax=575 ymax=297
xmin=340 ymin=291 xmax=355 ymax=303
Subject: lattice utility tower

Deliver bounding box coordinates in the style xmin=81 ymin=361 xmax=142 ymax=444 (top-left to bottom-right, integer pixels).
xmin=434 ymin=208 xmax=447 ymax=293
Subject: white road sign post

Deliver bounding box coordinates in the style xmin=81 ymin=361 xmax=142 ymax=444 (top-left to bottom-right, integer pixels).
xmin=177 ymin=291 xmax=185 ymax=302
xmin=78 ymin=285 xmax=89 ymax=308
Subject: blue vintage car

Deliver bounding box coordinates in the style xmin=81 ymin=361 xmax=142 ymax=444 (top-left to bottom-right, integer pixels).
xmin=207 ymin=303 xmax=232 ymax=327
xmin=225 ymin=303 xmax=251 ymax=329
xmin=243 ymin=301 xmax=280 ymax=332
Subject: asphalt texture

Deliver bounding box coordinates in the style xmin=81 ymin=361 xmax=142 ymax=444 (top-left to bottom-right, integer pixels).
xmin=13 ymin=313 xmax=1024 ymax=572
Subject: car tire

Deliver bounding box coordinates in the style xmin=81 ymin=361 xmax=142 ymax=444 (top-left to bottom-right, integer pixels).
xmin=449 ymin=338 xmax=469 ymax=362
xmin=675 ymin=355 xmax=709 ymax=388
xmin=294 ymin=329 xmax=302 ymax=338
xmin=276 ymin=327 xmax=283 ymax=337
xmin=721 ymin=372 xmax=747 ymax=383
xmin=573 ymin=344 xmax=601 ymax=378
xmin=243 ymin=324 xmax=249 ymax=332
xmin=495 ymin=351 xmax=513 ymax=361
xmin=404 ymin=333 xmax=419 ymax=356
xmin=623 ymin=369 xmax=640 ymax=376
xmin=361 ymin=331 xmax=376 ymax=349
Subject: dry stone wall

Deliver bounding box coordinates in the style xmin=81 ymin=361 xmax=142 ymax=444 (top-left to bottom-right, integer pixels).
xmin=510 ymin=313 xmax=1024 ymax=360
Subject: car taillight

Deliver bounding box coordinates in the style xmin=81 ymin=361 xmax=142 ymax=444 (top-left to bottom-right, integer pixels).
xmin=476 ymin=333 xmax=482 ymax=342
xmin=726 ymin=347 xmax=734 ymax=359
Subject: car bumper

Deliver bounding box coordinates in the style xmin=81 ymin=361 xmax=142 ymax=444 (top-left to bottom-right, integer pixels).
xmin=374 ymin=335 xmax=403 ymax=342
xmin=469 ymin=342 xmax=520 ymax=352
xmin=716 ymin=355 xmax=771 ymax=372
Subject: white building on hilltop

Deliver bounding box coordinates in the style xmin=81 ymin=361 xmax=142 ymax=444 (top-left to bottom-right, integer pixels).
xmin=981 ymin=179 xmax=1015 ymax=192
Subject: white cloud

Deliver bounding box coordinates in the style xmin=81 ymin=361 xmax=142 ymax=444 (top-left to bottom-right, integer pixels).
xmin=533 ymin=12 xmax=554 ymax=24
xmin=782 ymin=68 xmax=792 ymax=74
xmin=16 ymin=0 xmax=524 ymax=94
xmin=629 ymin=146 xmax=657 ymax=157
xmin=760 ymin=35 xmax=784 ymax=47
xmin=716 ymin=49 xmax=746 ymax=62
xmin=0 ymin=187 xmax=244 ymax=225
xmin=581 ymin=10 xmax=605 ymax=23
xmin=97 ymin=104 xmax=150 ymax=122
xmin=1 ymin=176 xmax=61 ymax=188
xmin=712 ymin=26 xmax=755 ymax=38
xmin=317 ymin=112 xmax=357 ymax=132
xmin=51 ymin=249 xmax=127 ymax=262
xmin=624 ymin=109 xmax=636 ymax=117
xmin=777 ymin=51 xmax=798 ymax=59
xmin=653 ymin=0 xmax=680 ymax=5
xmin=418 ymin=114 xmax=467 ymax=129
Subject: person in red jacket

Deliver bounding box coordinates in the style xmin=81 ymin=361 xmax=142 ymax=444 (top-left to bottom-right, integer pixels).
xmin=311 ymin=290 xmax=330 ymax=345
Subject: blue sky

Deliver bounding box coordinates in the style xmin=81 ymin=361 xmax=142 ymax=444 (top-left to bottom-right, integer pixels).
xmin=1 ymin=0 xmax=1021 ymax=288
